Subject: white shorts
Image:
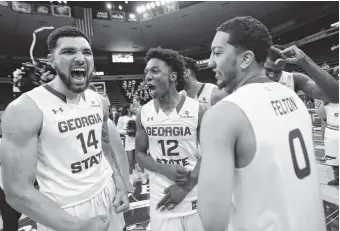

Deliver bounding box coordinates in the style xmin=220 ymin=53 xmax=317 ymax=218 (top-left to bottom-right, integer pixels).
xmin=37 ymin=179 xmax=125 ymax=231
xmin=150 ymin=212 xmax=204 ymax=231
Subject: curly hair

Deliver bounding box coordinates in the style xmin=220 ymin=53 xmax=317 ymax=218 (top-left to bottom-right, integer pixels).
xmin=47 ymin=26 xmax=91 ymax=53
xmin=145 ymin=48 xmax=185 ymax=83
xmin=217 ymin=16 xmax=272 ymax=64
xmin=267 ymin=44 xmax=285 ymax=62
xmin=182 ymin=56 xmax=199 ymax=76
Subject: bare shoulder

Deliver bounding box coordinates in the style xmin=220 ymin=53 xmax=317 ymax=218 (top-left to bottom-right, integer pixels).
xmin=2 ymin=95 xmax=42 ymax=139
xmin=202 ymin=101 xmax=249 ymax=136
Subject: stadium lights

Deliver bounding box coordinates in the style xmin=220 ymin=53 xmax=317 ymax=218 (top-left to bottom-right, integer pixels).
xmin=106 ymin=3 xmax=112 ymax=10
xmin=136 ymin=1 xmax=176 ymax=14
xmin=331 ymin=22 xmax=339 ymax=28
xmin=118 ymin=5 xmax=123 ymax=10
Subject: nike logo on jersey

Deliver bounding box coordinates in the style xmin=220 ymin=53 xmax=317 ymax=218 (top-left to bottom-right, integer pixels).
xmin=71 ymin=151 xmax=103 ymax=174
xmin=58 ymin=113 xmax=103 ymax=133
xmin=146 ymin=126 xmax=192 ymax=136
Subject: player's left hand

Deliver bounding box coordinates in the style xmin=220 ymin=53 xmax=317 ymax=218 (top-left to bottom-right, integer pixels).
xmin=113 ymin=191 xmax=130 ymax=213
xmin=270 ymin=45 xmax=307 ymax=66
xmin=156 ymin=184 xmax=190 ymax=211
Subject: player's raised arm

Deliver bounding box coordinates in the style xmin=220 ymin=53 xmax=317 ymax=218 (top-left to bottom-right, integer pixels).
xmin=272 ymin=45 xmax=339 ymax=103
xmin=0 ymin=95 xmax=82 ymax=231
xmin=198 ymin=102 xmax=240 ymax=231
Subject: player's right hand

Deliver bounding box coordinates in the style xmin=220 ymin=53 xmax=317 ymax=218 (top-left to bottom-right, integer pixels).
xmin=163 ymin=165 xmax=191 ymax=183
xmin=76 ymin=215 xmax=110 ymax=231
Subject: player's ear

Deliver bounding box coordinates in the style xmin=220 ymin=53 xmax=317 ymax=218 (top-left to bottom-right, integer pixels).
xmin=48 ymin=54 xmax=55 ymax=69
xmin=184 ymin=69 xmax=190 ymax=78
xmin=170 ymin=72 xmax=178 ymax=82
xmin=239 ymin=50 xmax=254 ymax=70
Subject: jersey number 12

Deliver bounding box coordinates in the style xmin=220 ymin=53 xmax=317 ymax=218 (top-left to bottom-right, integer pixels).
xmin=158 ymin=140 xmax=179 ymax=156
xmin=76 ymin=129 xmax=99 ymax=154
xmin=289 ymin=128 xmax=311 ymax=179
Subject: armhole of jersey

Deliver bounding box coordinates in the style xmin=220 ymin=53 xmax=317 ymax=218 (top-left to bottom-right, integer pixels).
xmin=24 ymin=93 xmax=44 ymax=138
xmin=196 ymin=83 xmax=206 ymax=98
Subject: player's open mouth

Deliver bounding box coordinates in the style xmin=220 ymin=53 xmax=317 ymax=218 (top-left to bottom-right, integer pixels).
xmin=71 ymin=68 xmax=86 ymax=83
xmin=147 ymin=84 xmax=156 ymax=91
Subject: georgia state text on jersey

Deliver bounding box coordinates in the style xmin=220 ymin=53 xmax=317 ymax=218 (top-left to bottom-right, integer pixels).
xmin=141 ymin=96 xmax=200 ymax=219
xmin=25 ymin=85 xmax=112 ymax=208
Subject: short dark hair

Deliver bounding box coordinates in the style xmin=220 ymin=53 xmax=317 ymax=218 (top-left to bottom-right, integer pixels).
xmin=217 ymin=16 xmax=272 ymax=64
xmin=145 ymin=48 xmax=185 ymax=83
xmin=182 ymin=56 xmax=199 ymax=76
xmin=268 ymin=44 xmax=285 ymax=62
xmin=47 ymin=26 xmax=91 ymax=53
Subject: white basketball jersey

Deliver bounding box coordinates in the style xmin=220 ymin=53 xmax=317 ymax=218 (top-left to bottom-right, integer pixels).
xmin=141 ymin=96 xmax=200 ymax=219
xmin=278 ymin=71 xmax=295 ymax=91
xmin=221 ymin=82 xmax=326 ymax=231
xmin=180 ymin=83 xmax=216 ymax=108
xmin=325 ymin=103 xmax=339 ymax=130
xmin=25 ymin=85 xmax=112 ymax=208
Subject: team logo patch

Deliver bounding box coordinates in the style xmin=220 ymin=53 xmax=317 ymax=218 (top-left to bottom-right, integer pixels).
xmin=180 ymin=111 xmax=194 ymax=119
xmin=191 ymin=200 xmax=198 ymax=210
xmin=201 ymin=97 xmax=208 ymax=103
xmin=52 ymin=108 xmax=63 ymax=114
xmin=91 ymin=101 xmax=101 ymax=107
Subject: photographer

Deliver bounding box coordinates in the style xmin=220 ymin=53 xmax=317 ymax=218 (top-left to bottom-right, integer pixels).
xmin=12 ymin=62 xmax=55 ymax=99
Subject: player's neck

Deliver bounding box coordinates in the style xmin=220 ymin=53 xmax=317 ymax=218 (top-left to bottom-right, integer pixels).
xmin=157 ymin=87 xmax=182 ymax=110
xmin=232 ymin=68 xmax=267 ymax=92
xmin=50 ymin=77 xmax=81 ymax=102
xmin=184 ymin=78 xmax=202 ymax=96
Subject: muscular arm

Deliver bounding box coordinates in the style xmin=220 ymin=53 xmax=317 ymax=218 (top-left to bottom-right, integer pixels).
xmin=100 ymin=97 xmax=126 ymax=192
xmin=294 ymin=57 xmax=339 ymax=103
xmin=198 ymin=102 xmax=241 ymax=231
xmin=107 ymin=119 xmax=133 ymax=192
xmin=0 ymin=96 xmax=81 ymax=231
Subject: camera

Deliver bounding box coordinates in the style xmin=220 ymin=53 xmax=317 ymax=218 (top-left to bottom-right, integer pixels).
xmin=16 ymin=59 xmax=56 ymax=92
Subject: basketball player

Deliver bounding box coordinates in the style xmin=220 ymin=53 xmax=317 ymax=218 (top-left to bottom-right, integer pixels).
xmin=180 ymin=56 xmax=228 ymax=107
xmin=198 ymin=16 xmax=326 ymax=231
xmin=317 ymin=101 xmax=339 ymax=186
xmin=0 ymin=26 xmax=128 ymax=231
xmin=135 ymin=48 xmax=206 ymax=231
xmin=265 ymin=44 xmax=339 ymax=103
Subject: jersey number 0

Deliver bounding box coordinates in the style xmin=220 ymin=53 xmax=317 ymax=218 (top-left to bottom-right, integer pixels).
xmin=289 ymin=128 xmax=311 ymax=179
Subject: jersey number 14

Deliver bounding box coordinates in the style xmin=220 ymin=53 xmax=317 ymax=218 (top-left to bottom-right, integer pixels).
xmin=76 ymin=129 xmax=99 ymax=154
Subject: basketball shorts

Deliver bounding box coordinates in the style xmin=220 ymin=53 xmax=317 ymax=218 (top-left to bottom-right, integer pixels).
xmin=150 ymin=212 xmax=204 ymax=231
xmin=37 ymin=179 xmax=125 ymax=231
xmin=324 ymin=127 xmax=339 ymax=165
